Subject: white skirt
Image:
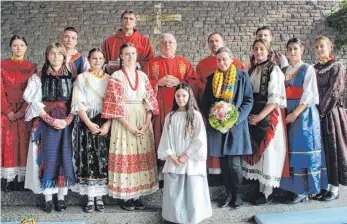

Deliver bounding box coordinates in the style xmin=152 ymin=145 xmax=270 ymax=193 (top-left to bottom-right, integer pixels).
xmin=162 ymin=173 xmax=212 ymax=224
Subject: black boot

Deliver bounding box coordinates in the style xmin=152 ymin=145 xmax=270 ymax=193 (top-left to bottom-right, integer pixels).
xmin=322 ymin=191 xmax=339 ymax=201
xmin=232 ymin=192 xmax=243 ymax=209
xmin=218 ymin=195 xmax=232 ymax=208
xmin=287 ymin=194 xmax=306 ymax=204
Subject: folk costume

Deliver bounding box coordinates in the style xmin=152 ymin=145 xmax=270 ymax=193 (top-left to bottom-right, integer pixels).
xmin=71 ymin=69 xmax=110 ymax=197
xmin=314 ymin=59 xmax=347 ymax=187
xmin=23 ymin=65 xmax=75 ymax=195
xmin=196 ymin=55 xmax=244 ymax=175
xmin=66 ymin=49 xmax=90 ymax=77
xmin=1 ymin=57 xmax=36 ymax=189
xmin=200 ymin=65 xmax=253 ymax=206
xmin=241 ymin=61 xmax=288 ymax=198
xmin=101 ymin=29 xmax=154 ymax=74
xmin=280 ymin=61 xmax=328 ymax=195
xmin=101 ymin=69 xmax=159 ymax=199
xmin=143 ymin=56 xmax=199 ymax=166
xmin=158 ymin=111 xmax=212 ymax=224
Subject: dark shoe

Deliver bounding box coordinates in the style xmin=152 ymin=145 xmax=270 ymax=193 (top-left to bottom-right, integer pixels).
xmin=121 ymin=199 xmax=135 ymax=211
xmin=95 ymin=199 xmax=105 ymax=212
xmin=311 ymin=189 xmax=328 ymax=200
xmin=254 ymin=193 xmax=269 ymax=205
xmin=233 ymin=194 xmax=243 ymax=209
xmin=322 ymin=191 xmax=339 ymax=201
xmin=84 ymin=200 xmax=95 ymax=213
xmin=133 ymin=199 xmax=146 ymax=210
xmin=287 ymin=194 xmax=306 ymax=204
xmin=43 ymin=201 xmax=54 ymax=213
xmin=218 ymin=195 xmax=232 ymax=208
xmin=55 ymin=200 xmax=66 ymax=212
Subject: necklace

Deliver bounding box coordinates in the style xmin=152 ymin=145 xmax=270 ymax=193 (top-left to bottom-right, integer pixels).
xmin=122 ymin=68 xmax=139 ymax=91
xmin=88 ymin=69 xmax=105 ymax=79
xmin=10 ymin=56 xmax=24 ymax=62
xmin=319 ymin=56 xmax=333 ymax=65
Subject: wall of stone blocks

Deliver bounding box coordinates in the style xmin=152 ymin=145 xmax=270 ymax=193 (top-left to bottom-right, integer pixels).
xmin=1 ymin=1 xmax=346 ymax=102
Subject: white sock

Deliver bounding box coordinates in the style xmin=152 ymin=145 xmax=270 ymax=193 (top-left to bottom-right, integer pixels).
xmin=327 ymin=184 xmax=332 ymax=191
xmin=45 ymin=194 xmax=52 ymax=202
xmin=96 ymin=196 xmax=103 ymax=205
xmin=330 ymin=185 xmax=339 ymax=194
xmin=57 ymin=188 xmax=66 ymax=201
xmin=88 ymin=196 xmax=94 ymax=205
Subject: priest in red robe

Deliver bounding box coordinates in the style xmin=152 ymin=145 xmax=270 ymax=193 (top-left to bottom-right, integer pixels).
xmin=196 ymin=32 xmax=244 ymax=180
xmin=101 ymin=10 xmax=154 ymax=74
xmin=143 ymin=33 xmax=199 ymax=165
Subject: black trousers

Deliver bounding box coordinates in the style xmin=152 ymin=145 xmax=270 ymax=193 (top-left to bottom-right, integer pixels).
xmin=220 ymin=155 xmax=243 ymax=197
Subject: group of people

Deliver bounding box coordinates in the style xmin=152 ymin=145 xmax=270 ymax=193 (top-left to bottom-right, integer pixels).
xmin=1 ymin=9 xmax=347 ymax=224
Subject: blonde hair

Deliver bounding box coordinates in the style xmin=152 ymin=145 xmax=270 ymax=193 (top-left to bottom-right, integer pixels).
xmin=315 ymin=36 xmax=333 ymax=47
xmin=45 ymin=43 xmax=66 ymax=66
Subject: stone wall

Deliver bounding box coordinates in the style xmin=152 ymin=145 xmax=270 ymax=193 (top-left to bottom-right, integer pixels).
xmin=2 ymin=1 xmax=346 ymax=66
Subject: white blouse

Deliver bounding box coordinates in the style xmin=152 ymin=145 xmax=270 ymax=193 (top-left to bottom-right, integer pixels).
xmin=250 ymin=65 xmax=287 ymax=108
xmin=23 ymin=74 xmax=45 ymax=121
xmin=71 ymin=71 xmax=110 ymax=114
xmin=158 ymin=111 xmax=207 ymax=176
xmin=284 ymin=61 xmax=319 ymax=105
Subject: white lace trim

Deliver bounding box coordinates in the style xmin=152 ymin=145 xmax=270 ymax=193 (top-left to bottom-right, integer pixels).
xmin=1 ymin=167 xmax=26 ymax=181
xmin=317 ymin=61 xmax=343 ymax=75
xmin=71 ymin=184 xmax=109 ymax=197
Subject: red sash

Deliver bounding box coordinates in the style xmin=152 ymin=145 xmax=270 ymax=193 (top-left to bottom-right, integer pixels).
xmin=285 ymin=86 xmax=303 ymax=100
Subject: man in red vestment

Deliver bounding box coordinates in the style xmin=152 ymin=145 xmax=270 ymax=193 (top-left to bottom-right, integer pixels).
xmin=196 ymin=32 xmax=244 ymax=181
xmin=101 ymin=10 xmax=154 ymax=74
xmin=143 ymin=33 xmax=199 ymax=173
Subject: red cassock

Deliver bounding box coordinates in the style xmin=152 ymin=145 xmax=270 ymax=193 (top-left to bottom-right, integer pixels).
xmin=143 ymin=56 xmax=200 ymax=152
xmin=196 ymin=55 xmax=244 ymax=170
xmin=1 ymin=58 xmax=36 ymax=181
xmin=101 ymin=29 xmax=154 ymax=74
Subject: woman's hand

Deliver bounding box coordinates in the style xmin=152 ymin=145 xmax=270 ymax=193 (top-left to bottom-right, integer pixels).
xmin=169 ymin=155 xmax=183 ymax=166
xmin=178 ymin=153 xmax=189 ymax=164
xmin=15 ymin=111 xmax=24 ymax=120
xmin=87 ymin=121 xmax=100 ymax=134
xmin=285 ymin=112 xmax=298 ymax=124
xmin=248 ymin=114 xmax=263 ymax=125
xmin=7 ymin=111 xmax=17 ymax=122
xmin=99 ymin=120 xmax=111 ymax=136
xmin=137 ymin=122 xmax=150 ymax=136
xmin=53 ymin=119 xmax=67 ymax=129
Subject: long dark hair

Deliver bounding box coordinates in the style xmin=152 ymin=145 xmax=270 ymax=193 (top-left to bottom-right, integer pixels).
xmin=169 ymin=83 xmax=199 ymax=139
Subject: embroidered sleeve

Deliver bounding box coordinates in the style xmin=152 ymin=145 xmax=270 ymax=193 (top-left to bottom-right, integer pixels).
xmin=101 ymin=77 xmax=125 ymax=119
xmin=23 ymin=74 xmax=45 ymax=121
xmin=144 ymin=77 xmax=159 ymax=115
xmin=71 ymin=75 xmax=89 ymax=114
xmin=300 ymin=65 xmax=319 ymax=106
xmin=319 ymin=62 xmax=346 ymax=116
xmin=267 ymin=66 xmax=287 ymax=108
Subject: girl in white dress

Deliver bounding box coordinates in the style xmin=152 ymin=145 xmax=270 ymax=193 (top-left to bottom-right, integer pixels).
xmin=71 ymin=48 xmax=111 ymax=212
xmin=158 ymin=83 xmax=212 ymax=224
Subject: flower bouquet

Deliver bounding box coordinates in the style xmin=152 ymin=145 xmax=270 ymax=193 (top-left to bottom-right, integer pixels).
xmin=209 ymin=101 xmax=239 ymax=132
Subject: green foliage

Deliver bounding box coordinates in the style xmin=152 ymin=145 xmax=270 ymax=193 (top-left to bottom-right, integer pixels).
xmin=327 ymin=1 xmax=347 ymax=50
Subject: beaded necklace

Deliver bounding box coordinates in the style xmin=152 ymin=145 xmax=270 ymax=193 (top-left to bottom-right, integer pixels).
xmin=88 ymin=69 xmax=105 ymax=79
xmin=122 ymin=68 xmax=139 ymax=91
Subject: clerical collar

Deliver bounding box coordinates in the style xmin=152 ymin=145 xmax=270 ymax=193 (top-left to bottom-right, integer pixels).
xmin=160 ymin=54 xmax=175 ymax=59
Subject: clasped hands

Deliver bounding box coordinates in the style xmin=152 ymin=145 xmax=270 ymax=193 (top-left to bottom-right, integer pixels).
xmin=158 ymin=75 xmax=180 ymax=88
xmin=129 ymin=122 xmax=150 ymax=137
xmin=7 ymin=111 xmax=24 ymax=122
xmin=87 ymin=121 xmax=111 ymax=136
xmin=168 ymin=153 xmax=189 ymax=166
xmin=248 ymin=114 xmax=264 ymax=125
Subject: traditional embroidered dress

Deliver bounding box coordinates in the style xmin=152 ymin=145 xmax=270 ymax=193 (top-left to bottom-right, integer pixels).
xmin=158 ymin=111 xmax=212 ymax=224
xmin=101 ymin=29 xmax=154 ymax=74
xmin=314 ymin=59 xmax=347 ymax=187
xmin=1 ymin=58 xmax=36 ymax=186
xmin=241 ymin=61 xmax=288 ymax=197
xmin=101 ymin=69 xmax=159 ymax=199
xmin=196 ymin=55 xmax=244 ymax=174
xmin=66 ymin=49 xmax=90 ymax=77
xmin=143 ymin=56 xmax=199 ymax=161
xmin=71 ymin=69 xmax=110 ymax=197
xmin=280 ymin=61 xmax=328 ymax=195
xmin=23 ymin=65 xmax=75 ymax=195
